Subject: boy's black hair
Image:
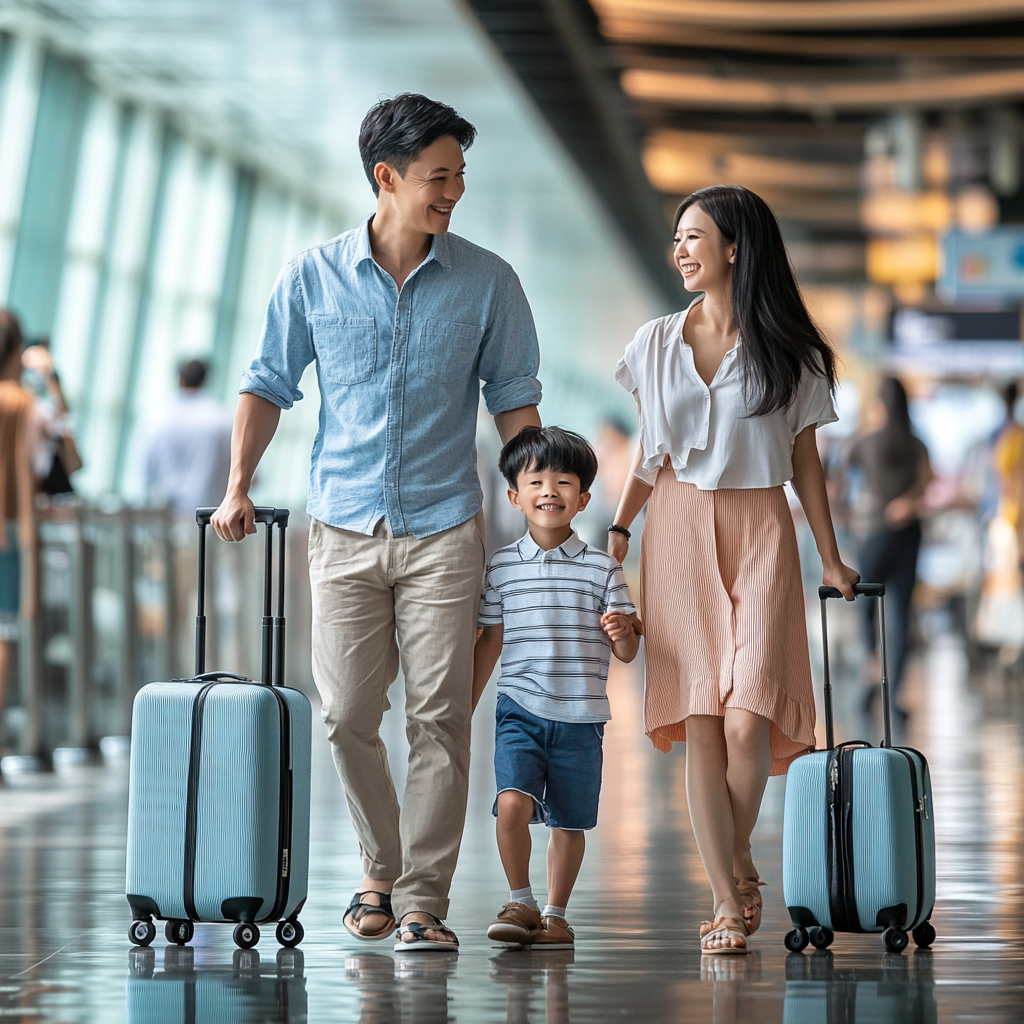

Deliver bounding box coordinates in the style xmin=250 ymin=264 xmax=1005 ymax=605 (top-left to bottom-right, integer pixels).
xmin=358 ymin=93 xmax=477 ymax=197
xmin=499 ymin=426 xmax=598 ymax=494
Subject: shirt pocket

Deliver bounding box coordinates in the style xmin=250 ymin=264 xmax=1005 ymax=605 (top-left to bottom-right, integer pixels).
xmin=311 ymin=315 xmax=377 ymax=385
xmin=413 ymin=318 xmax=484 ymax=383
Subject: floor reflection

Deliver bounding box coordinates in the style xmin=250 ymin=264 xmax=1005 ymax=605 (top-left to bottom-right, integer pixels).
xmin=1 ymin=613 xmax=1024 ymax=1021
xmin=125 ymin=946 xmax=307 ymax=1023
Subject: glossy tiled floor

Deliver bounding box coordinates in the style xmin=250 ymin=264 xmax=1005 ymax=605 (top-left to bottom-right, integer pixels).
xmin=2 ymin=602 xmax=1024 ymax=1022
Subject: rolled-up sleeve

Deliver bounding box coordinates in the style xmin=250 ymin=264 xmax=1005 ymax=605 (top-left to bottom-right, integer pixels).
xmin=478 ymin=266 xmax=542 ymax=415
xmin=239 ymin=261 xmax=314 ymax=409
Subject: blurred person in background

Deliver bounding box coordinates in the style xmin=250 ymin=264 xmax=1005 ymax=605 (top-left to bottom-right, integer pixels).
xmin=142 ymin=359 xmax=233 ymax=518
xmin=21 ymin=339 xmax=82 ymax=496
xmin=0 ymin=311 xmax=37 ymax=757
xmin=847 ymin=376 xmax=932 ymax=717
xmin=993 ymin=381 xmax=1024 ymax=553
xmin=974 ymin=381 xmax=1024 ymax=655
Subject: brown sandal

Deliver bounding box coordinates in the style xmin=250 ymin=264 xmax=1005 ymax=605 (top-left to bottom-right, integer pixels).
xmin=735 ymin=877 xmax=766 ymax=935
xmin=700 ymin=916 xmax=749 ymax=956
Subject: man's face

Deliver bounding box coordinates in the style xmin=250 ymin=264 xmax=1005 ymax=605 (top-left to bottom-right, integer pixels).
xmin=379 ymin=135 xmax=466 ymax=235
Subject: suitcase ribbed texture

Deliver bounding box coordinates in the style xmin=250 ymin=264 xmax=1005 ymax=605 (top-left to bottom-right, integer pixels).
xmin=126 ymin=684 xmax=196 ymax=921
xmin=851 ymin=749 xmax=919 ymax=929
xmin=782 ymin=752 xmax=833 ymax=929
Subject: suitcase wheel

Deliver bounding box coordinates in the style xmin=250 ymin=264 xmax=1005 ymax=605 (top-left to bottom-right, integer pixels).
xmin=164 ymin=919 xmax=194 ymax=945
xmin=233 ymin=923 xmax=260 ymax=949
xmin=808 ymin=926 xmax=834 ymax=950
xmin=911 ymin=921 xmax=936 ymax=948
xmin=128 ymin=919 xmax=156 ymax=947
xmin=784 ymin=927 xmax=809 ymax=953
xmin=882 ymin=926 xmax=909 ymax=953
xmin=276 ymin=919 xmax=303 ymax=948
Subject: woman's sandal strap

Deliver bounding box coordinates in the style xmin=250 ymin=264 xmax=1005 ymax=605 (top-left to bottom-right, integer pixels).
xmin=700 ymin=916 xmax=749 ymax=952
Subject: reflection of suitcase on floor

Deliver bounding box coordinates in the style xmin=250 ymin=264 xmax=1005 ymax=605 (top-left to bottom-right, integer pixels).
xmin=126 ymin=946 xmax=308 ymax=1024
xmin=125 ymin=507 xmax=311 ymax=951
xmin=782 ymin=583 xmax=936 ymax=954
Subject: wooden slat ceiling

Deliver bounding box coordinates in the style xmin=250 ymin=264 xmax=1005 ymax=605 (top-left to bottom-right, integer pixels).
xmin=591 ymin=0 xmax=1024 ymax=248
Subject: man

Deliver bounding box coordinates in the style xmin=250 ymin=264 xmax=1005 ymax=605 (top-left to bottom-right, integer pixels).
xmin=212 ymin=94 xmax=541 ymax=951
xmin=143 ymin=359 xmax=234 ymax=518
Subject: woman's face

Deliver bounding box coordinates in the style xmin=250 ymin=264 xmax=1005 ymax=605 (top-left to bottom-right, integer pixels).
xmin=672 ymin=203 xmax=736 ymax=293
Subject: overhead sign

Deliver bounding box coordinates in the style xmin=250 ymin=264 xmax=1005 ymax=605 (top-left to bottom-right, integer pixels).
xmin=939 ymin=228 xmax=1024 ymax=301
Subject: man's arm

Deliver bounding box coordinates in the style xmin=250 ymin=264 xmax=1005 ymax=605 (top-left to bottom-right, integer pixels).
xmin=211 ymin=394 xmax=281 ymax=541
xmin=494 ymin=405 xmax=541 ymax=445
xmin=472 ymin=624 xmax=503 ymax=711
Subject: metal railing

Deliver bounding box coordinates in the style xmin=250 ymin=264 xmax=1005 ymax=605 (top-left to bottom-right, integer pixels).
xmin=2 ymin=500 xmax=313 ymax=771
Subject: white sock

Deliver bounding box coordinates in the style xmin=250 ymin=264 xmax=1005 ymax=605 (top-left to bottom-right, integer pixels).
xmin=510 ymin=886 xmax=539 ymax=911
xmin=542 ymin=904 xmax=567 ymax=920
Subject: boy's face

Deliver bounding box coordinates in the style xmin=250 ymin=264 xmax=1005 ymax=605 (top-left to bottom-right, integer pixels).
xmin=508 ymin=464 xmax=590 ymax=532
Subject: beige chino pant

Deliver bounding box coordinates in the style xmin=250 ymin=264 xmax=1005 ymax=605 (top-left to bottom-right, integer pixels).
xmin=307 ymin=514 xmax=484 ymax=922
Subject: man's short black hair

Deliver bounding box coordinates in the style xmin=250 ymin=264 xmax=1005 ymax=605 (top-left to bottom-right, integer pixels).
xmin=179 ymin=358 xmax=208 ymax=389
xmin=359 ymin=93 xmax=477 ymax=197
xmin=499 ymin=426 xmax=598 ymax=494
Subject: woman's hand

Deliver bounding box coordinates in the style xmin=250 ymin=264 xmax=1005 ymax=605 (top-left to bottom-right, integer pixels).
xmin=822 ymin=560 xmax=860 ymax=601
xmin=884 ymin=495 xmax=917 ymax=528
xmin=607 ymin=532 xmax=629 ymax=563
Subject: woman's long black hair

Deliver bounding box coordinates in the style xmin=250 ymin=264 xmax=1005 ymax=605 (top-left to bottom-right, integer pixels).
xmin=675 ymin=185 xmax=837 ymax=416
xmin=878 ymin=376 xmax=917 ymax=464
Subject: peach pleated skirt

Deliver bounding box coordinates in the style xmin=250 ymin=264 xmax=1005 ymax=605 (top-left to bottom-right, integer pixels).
xmin=639 ymin=473 xmax=816 ymax=774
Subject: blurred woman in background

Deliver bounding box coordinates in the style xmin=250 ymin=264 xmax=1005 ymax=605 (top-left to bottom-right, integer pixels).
xmin=847 ymin=376 xmax=932 ymax=716
xmin=0 ymin=310 xmax=36 ymax=754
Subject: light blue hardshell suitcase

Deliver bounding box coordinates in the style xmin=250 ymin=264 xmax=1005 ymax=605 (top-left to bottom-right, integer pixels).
xmin=126 ymin=507 xmax=311 ymax=951
xmin=782 ymin=583 xmax=936 ymax=954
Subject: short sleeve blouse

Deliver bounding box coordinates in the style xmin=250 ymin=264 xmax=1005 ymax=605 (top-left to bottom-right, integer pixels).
xmin=614 ymin=301 xmax=837 ymax=489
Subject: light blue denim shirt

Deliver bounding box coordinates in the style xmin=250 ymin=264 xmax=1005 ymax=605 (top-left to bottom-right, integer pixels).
xmin=240 ymin=217 xmax=542 ymax=538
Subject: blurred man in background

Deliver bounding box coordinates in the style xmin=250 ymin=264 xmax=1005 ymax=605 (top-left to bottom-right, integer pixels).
xmin=143 ymin=359 xmax=233 ymax=518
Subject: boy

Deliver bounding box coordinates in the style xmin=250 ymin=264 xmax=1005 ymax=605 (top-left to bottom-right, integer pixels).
xmin=472 ymin=425 xmax=640 ymax=949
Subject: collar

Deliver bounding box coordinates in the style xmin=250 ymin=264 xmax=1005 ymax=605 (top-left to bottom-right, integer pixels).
xmin=665 ymin=296 xmax=743 ymax=362
xmin=352 ymin=215 xmax=452 ymax=270
xmin=662 ymin=297 xmax=702 ymax=347
xmin=517 ymin=529 xmax=587 ymax=561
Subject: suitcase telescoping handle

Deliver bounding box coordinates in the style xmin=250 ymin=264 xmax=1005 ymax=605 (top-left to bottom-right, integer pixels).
xmin=819 ymin=582 xmax=889 ymax=751
xmin=194 ymin=507 xmax=290 ymax=685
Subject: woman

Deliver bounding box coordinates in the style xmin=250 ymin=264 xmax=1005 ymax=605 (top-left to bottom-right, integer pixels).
xmin=0 ymin=310 xmax=36 ymax=751
xmin=848 ymin=377 xmax=931 ymax=714
xmin=608 ymin=185 xmax=859 ymax=955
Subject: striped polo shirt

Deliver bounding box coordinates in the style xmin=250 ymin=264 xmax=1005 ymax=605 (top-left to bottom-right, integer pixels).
xmin=478 ymin=530 xmax=636 ymax=724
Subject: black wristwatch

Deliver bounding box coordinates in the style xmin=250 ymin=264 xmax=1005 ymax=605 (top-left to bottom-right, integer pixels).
xmin=607 ymin=524 xmax=631 ymax=540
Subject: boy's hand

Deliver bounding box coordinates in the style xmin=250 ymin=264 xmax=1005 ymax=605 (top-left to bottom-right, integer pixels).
xmin=601 ymin=612 xmax=632 ymax=642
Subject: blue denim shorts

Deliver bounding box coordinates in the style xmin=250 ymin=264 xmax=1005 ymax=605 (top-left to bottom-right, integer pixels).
xmin=493 ymin=692 xmax=604 ymax=830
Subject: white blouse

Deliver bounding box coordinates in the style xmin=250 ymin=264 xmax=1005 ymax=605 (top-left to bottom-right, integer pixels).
xmin=614 ymin=301 xmax=837 ymax=490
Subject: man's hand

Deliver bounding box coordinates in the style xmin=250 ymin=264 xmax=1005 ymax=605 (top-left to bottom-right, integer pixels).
xmin=211 ymin=489 xmax=257 ymax=542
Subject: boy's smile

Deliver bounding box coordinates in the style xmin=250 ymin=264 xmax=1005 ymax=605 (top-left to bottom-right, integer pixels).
xmin=509 ymin=464 xmax=590 ymax=550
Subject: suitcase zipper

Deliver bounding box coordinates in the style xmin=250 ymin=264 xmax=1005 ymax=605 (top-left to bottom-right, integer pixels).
xmin=183 ymin=683 xmax=217 ymax=921
xmin=260 ymin=686 xmax=293 ymax=924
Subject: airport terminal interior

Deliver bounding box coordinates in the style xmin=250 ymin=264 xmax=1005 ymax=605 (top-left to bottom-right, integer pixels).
xmin=3 ymin=0 xmax=1024 ymax=1021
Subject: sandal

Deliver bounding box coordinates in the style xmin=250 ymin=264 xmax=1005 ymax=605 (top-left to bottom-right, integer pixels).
xmin=343 ymin=890 xmax=396 ymax=941
xmin=394 ymin=913 xmax=460 ymax=952
xmin=735 ymin=877 xmax=766 ymax=935
xmin=700 ymin=916 xmax=749 ymax=956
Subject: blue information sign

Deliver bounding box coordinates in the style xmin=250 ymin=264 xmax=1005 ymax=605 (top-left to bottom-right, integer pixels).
xmin=940 ymin=228 xmax=1024 ymax=301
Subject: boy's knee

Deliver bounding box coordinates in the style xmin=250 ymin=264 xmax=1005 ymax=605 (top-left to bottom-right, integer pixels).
xmin=496 ymin=789 xmax=535 ymax=825
xmin=549 ymin=827 xmax=585 ymax=847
